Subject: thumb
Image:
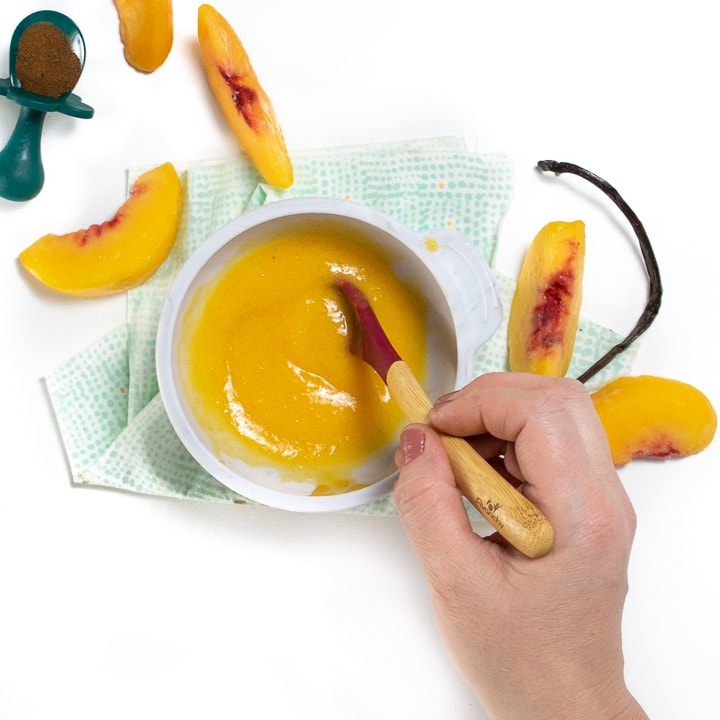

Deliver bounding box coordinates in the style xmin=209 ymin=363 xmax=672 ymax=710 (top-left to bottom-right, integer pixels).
xmin=394 ymin=424 xmax=491 ymax=571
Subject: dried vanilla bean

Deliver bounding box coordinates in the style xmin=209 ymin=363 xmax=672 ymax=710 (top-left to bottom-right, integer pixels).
xmin=537 ymin=160 xmax=662 ymax=384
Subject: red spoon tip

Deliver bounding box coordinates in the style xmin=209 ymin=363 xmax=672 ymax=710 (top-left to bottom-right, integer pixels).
xmin=334 ymin=278 xmax=401 ymax=383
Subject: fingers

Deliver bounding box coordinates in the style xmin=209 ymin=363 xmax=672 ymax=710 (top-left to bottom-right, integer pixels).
xmin=430 ymin=372 xmax=589 ymax=439
xmin=393 ymin=424 xmax=500 ymax=579
xmin=428 ymin=373 xmax=625 ymax=544
xmin=396 ymin=373 xmax=633 ymax=560
xmin=430 ymin=372 xmax=613 ymax=481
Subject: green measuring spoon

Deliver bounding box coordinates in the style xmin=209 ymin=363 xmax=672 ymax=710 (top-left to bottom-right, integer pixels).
xmin=0 ymin=10 xmax=93 ymax=202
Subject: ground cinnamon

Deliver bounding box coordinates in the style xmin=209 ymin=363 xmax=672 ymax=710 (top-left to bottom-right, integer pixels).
xmin=15 ymin=21 xmax=82 ymax=98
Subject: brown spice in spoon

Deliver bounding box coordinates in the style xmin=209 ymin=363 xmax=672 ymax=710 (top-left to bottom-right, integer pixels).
xmin=15 ymin=22 xmax=82 ymax=99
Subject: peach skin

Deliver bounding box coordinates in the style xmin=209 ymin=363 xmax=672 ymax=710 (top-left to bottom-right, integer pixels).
xmin=507 ymin=220 xmax=586 ymax=377
xmin=19 ymin=162 xmax=182 ymax=297
xmin=115 ymin=0 xmax=173 ymax=73
xmin=591 ymin=375 xmax=717 ymax=466
xmin=197 ymin=4 xmax=293 ymax=189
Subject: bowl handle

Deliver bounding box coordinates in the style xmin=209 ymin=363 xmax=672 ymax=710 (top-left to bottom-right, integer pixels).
xmin=415 ymin=228 xmax=503 ymax=386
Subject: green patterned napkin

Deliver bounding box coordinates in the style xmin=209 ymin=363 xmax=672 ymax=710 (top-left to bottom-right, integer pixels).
xmin=45 ymin=137 xmax=637 ymax=518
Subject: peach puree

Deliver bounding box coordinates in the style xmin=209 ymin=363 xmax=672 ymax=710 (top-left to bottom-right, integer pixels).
xmin=178 ymin=227 xmax=427 ymax=494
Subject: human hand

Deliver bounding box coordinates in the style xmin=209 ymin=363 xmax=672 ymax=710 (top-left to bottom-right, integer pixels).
xmin=393 ymin=373 xmax=648 ymax=720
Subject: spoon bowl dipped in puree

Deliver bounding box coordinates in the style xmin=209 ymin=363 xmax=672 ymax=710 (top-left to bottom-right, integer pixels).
xmin=157 ymin=197 xmax=503 ymax=511
xmin=178 ymin=225 xmax=427 ymax=496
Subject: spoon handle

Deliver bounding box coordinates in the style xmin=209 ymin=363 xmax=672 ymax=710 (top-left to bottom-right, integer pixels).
xmin=0 ymin=105 xmax=46 ymax=201
xmin=387 ymin=360 xmax=555 ymax=558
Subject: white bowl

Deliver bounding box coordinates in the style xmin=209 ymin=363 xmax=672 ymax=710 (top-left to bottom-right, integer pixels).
xmin=156 ymin=197 xmax=502 ymax=511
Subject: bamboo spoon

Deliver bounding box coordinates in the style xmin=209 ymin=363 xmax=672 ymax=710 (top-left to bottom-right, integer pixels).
xmin=335 ymin=278 xmax=555 ymax=559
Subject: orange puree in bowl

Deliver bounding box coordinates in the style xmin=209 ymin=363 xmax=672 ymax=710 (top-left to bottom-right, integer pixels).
xmin=178 ymin=227 xmax=427 ymax=494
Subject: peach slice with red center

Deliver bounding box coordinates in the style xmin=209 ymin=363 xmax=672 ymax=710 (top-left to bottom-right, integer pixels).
xmin=19 ymin=162 xmax=182 ymax=297
xmin=507 ymin=220 xmax=586 ymax=376
xmin=197 ymin=3 xmax=293 ymax=189
xmin=591 ymin=375 xmax=717 ymax=466
xmin=115 ymin=0 xmax=173 ymax=73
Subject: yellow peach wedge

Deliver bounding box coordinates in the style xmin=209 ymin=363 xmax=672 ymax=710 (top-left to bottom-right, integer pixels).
xmin=197 ymin=4 xmax=293 ymax=188
xmin=19 ymin=162 xmax=182 ymax=298
xmin=507 ymin=220 xmax=586 ymax=377
xmin=115 ymin=0 xmax=173 ymax=73
xmin=591 ymin=375 xmax=717 ymax=467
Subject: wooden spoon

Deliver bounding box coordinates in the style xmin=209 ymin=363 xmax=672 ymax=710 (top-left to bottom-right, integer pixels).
xmin=335 ymin=277 xmax=555 ymax=559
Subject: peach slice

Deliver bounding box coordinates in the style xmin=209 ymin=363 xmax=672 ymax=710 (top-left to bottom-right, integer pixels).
xmin=507 ymin=220 xmax=586 ymax=376
xmin=19 ymin=162 xmax=182 ymax=298
xmin=115 ymin=0 xmax=173 ymax=73
xmin=197 ymin=4 xmax=293 ymax=189
xmin=591 ymin=375 xmax=717 ymax=466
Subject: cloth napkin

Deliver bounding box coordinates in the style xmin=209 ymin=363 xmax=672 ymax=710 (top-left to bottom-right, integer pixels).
xmin=45 ymin=137 xmax=637 ymax=518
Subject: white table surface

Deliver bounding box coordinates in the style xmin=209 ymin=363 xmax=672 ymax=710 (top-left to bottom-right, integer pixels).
xmin=1 ymin=1 xmax=718 ymax=718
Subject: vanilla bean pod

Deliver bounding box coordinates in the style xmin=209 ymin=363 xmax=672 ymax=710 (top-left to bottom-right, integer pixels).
xmin=536 ymin=160 xmax=662 ymax=384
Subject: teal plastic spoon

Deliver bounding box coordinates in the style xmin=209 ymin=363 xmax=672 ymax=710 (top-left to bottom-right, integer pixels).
xmin=0 ymin=11 xmax=93 ymax=202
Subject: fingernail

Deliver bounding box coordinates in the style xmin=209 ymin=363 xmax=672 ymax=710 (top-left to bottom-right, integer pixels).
xmin=429 ymin=390 xmax=459 ymax=422
xmin=434 ymin=389 xmax=459 ymax=405
xmin=400 ymin=426 xmax=425 ymax=465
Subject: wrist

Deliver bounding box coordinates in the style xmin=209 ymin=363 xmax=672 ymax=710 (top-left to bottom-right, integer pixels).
xmin=610 ymin=696 xmax=649 ymax=720
xmin=480 ymin=672 xmax=648 ymax=720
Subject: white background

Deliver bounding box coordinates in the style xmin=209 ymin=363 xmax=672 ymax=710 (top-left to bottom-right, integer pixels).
xmin=1 ymin=1 xmax=718 ymax=718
